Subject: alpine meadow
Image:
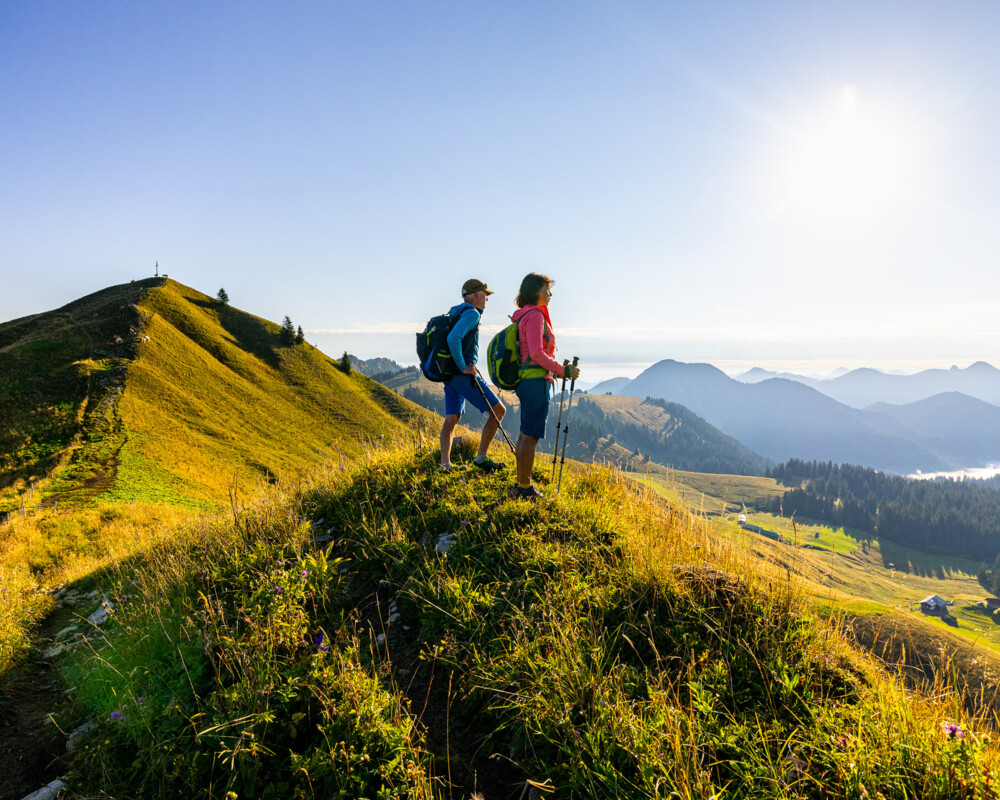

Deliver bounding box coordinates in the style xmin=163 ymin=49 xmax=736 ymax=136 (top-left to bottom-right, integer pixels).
xmin=2 ymin=278 xmax=1000 ymax=799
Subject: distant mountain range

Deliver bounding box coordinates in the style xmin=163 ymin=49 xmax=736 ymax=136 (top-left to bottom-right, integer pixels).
xmin=734 ymin=361 xmax=1000 ymax=408
xmin=347 ymin=355 xmax=405 ymax=378
xmin=590 ymin=360 xmax=1000 ymax=473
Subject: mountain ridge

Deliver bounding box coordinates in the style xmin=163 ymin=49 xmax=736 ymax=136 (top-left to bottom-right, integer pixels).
xmin=735 ymin=361 xmax=1000 ymax=408
xmin=0 ymin=278 xmax=436 ymax=511
xmin=604 ymin=360 xmax=1000 ymax=473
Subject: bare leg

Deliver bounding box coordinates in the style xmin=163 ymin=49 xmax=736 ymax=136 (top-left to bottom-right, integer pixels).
xmin=515 ymin=431 xmax=539 ymax=486
xmin=439 ymin=414 xmax=460 ymax=467
xmin=478 ymin=402 xmax=506 ymax=457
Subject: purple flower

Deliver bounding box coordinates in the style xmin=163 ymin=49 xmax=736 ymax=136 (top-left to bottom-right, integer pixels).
xmin=137 ymin=697 xmax=146 ymax=705
xmin=941 ymin=722 xmax=965 ymax=739
xmin=314 ymin=633 xmax=329 ymax=653
xmin=460 ymin=520 xmax=469 ymax=526
xmin=110 ymin=710 xmax=125 ymax=722
xmin=301 ymin=569 xmax=309 ymax=577
xmin=837 ymin=736 xmax=848 ymax=749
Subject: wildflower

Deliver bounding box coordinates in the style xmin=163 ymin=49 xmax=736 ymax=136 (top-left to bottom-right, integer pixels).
xmin=301 ymin=569 xmax=309 ymax=577
xmin=137 ymin=697 xmax=146 ymax=705
xmin=460 ymin=520 xmax=469 ymax=526
xmin=314 ymin=633 xmax=329 ymax=654
xmin=837 ymin=736 xmax=848 ymax=749
xmin=110 ymin=710 xmax=125 ymax=722
xmin=940 ymin=721 xmax=965 ymax=739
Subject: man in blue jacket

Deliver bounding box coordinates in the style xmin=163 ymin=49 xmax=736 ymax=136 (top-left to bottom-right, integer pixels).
xmin=439 ymin=279 xmax=507 ymax=473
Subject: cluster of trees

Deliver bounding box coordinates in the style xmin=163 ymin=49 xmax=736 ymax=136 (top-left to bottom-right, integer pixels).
xmin=766 ymin=459 xmax=1000 ymax=561
xmin=280 ymin=316 xmax=305 ymax=346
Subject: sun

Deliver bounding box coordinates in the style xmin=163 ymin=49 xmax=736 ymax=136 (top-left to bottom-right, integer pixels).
xmin=767 ymin=86 xmax=921 ymax=228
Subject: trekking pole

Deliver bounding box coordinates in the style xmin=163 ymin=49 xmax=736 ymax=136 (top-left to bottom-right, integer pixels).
xmin=550 ymin=360 xmax=570 ymax=482
xmin=472 ymin=375 xmax=516 ymax=454
xmin=556 ymin=357 xmax=580 ymax=494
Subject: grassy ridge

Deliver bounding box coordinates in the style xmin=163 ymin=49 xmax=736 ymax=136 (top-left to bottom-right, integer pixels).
xmin=109 ymin=280 xmax=440 ymax=505
xmin=0 ymin=279 xmax=439 ymax=511
xmin=62 ymin=446 xmax=1000 ymax=798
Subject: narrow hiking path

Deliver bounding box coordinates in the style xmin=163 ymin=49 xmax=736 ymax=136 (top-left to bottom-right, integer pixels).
xmin=0 ymin=584 xmax=110 ymax=800
xmin=0 ymin=607 xmax=71 ymax=800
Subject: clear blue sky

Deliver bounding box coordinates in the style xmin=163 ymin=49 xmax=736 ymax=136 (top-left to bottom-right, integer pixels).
xmin=3 ymin=1 xmax=1000 ymax=382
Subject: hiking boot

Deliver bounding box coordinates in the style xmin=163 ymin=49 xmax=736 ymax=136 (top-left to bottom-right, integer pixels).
xmin=472 ymin=456 xmax=506 ymax=474
xmin=509 ymin=484 xmax=544 ymax=501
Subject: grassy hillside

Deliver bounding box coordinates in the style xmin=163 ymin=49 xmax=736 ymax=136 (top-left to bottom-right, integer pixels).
xmin=52 ymin=446 xmax=1000 ymax=798
xmin=571 ymin=394 xmax=770 ymax=474
xmin=0 ymin=279 xmax=439 ymax=512
xmin=638 ymin=468 xmax=1000 ymax=692
xmin=636 ymin=466 xmax=786 ymax=517
xmin=0 ymin=280 xmax=155 ymax=512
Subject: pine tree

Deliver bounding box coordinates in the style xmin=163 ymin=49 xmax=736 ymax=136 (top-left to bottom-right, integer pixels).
xmin=295 ymin=325 xmax=305 ymax=345
xmin=340 ymin=351 xmax=352 ymax=373
xmin=217 ymin=288 xmax=229 ymax=305
xmin=281 ymin=316 xmax=296 ymax=345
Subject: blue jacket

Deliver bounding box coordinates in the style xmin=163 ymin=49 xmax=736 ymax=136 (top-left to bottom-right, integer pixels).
xmin=446 ymin=302 xmax=482 ymax=373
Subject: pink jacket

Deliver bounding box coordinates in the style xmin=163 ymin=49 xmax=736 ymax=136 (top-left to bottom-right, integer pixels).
xmin=511 ymin=305 xmax=565 ymax=379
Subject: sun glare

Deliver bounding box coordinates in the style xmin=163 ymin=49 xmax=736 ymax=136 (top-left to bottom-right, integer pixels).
xmin=767 ymin=86 xmax=922 ymax=228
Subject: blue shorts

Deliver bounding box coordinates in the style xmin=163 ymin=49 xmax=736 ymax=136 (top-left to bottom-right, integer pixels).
xmin=516 ymin=377 xmax=551 ymax=439
xmin=444 ymin=374 xmax=500 ymax=417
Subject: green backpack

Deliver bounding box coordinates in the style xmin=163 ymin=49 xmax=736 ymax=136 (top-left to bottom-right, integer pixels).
xmin=486 ymin=310 xmax=546 ymax=390
xmin=486 ymin=322 xmax=521 ymax=389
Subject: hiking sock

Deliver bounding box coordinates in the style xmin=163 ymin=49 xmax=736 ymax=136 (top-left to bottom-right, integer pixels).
xmin=518 ymin=482 xmax=531 ymax=489
xmin=474 ymin=455 xmax=486 ymax=464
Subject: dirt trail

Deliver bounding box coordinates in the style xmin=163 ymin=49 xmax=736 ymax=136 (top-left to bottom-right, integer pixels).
xmin=0 ymin=608 xmax=74 ymax=800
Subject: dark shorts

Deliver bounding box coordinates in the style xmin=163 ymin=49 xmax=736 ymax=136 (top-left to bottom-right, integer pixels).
xmin=444 ymin=374 xmax=500 ymax=417
xmin=516 ymin=377 xmax=551 ymax=439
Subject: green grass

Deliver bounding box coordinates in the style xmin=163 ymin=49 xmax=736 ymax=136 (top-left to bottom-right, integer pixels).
xmin=56 ymin=447 xmax=1000 ymax=799
xmin=0 ymin=501 xmax=193 ymax=673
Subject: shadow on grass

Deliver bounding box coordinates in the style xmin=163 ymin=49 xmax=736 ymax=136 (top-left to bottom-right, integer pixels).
xmin=877 ymin=537 xmax=980 ymax=580
xmin=189 ymin=298 xmax=283 ymax=370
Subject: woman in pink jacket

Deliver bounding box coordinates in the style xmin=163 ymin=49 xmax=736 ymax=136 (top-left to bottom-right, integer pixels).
xmin=510 ymin=273 xmax=581 ymax=500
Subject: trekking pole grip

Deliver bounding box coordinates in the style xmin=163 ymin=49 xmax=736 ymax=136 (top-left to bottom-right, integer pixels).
xmin=569 ymin=356 xmax=579 ymax=389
